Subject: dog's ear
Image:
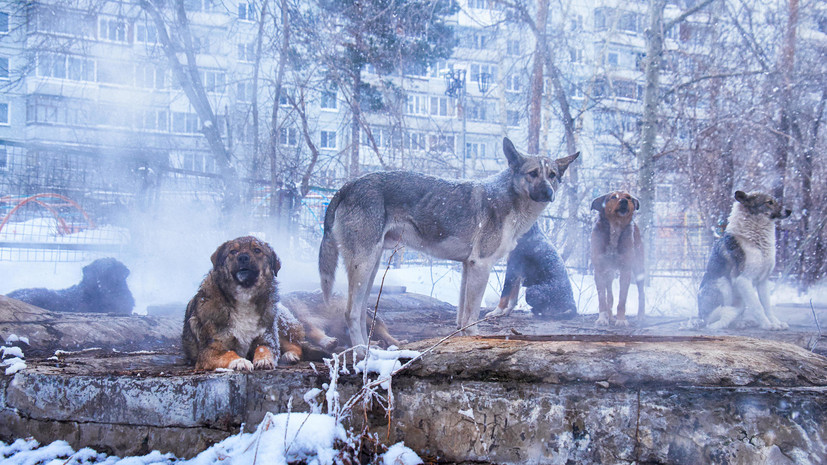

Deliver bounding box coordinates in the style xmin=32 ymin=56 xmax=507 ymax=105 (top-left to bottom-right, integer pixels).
xmin=555 ymin=151 xmax=580 ymax=178
xmin=591 ymin=194 xmax=607 ymax=212
xmin=210 ymin=241 xmax=230 ymax=268
xmin=631 ymin=196 xmax=640 ymax=210
xmin=503 ymin=137 xmax=525 ymax=169
xmin=266 ymin=243 xmax=281 ymax=277
xmin=734 ymin=190 xmax=748 ymax=204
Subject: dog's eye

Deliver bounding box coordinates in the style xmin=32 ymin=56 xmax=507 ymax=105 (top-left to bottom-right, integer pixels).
xmin=767 ymin=200 xmax=774 ymax=205
xmin=253 ymin=248 xmax=262 ymax=254
xmin=229 ymin=250 xmax=238 ymax=256
xmin=611 ymin=195 xmax=617 ymax=200
xmin=528 ymin=169 xmax=539 ymax=178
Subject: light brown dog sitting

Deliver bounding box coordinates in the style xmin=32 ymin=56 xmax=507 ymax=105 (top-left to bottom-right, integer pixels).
xmin=182 ymin=236 xmax=304 ymax=370
xmin=590 ymin=191 xmax=646 ymax=326
xmin=281 ymin=291 xmax=400 ymax=352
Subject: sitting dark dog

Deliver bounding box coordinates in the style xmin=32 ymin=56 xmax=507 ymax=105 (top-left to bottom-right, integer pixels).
xmin=486 ymin=223 xmax=577 ymax=319
xmin=6 ymin=258 xmax=135 ymax=315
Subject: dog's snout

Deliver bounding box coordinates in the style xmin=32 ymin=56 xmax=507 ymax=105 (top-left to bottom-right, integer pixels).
xmin=238 ymin=253 xmax=251 ymax=264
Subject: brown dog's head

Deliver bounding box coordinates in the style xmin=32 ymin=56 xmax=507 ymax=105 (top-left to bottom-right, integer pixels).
xmin=211 ymin=236 xmax=281 ymax=289
xmin=503 ymin=137 xmax=579 ymax=203
xmin=734 ymin=190 xmax=792 ymax=220
xmin=591 ymin=191 xmax=640 ymax=222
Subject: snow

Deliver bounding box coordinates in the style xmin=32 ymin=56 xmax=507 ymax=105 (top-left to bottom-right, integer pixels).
xmin=0 ymin=412 xmax=412 ymax=465
xmin=2 ymin=357 xmax=26 ymax=375
xmin=381 ymin=442 xmax=424 ymax=465
xmin=355 ymin=348 xmax=421 ymax=390
xmin=187 ymin=412 xmax=346 ymax=465
xmin=1 ymin=345 xmax=24 ymax=359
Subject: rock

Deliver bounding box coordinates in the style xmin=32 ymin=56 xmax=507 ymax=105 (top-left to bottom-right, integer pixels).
xmin=0 ymin=295 xmax=181 ymax=356
xmin=0 ymin=335 xmax=825 ymax=464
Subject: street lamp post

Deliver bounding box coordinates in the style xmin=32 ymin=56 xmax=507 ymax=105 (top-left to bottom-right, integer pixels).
xmin=445 ymin=69 xmax=491 ymax=178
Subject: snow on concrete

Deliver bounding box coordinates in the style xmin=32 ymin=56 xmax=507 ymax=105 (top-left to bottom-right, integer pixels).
xmin=381 ymin=442 xmax=424 ymax=465
xmin=0 ymin=411 xmax=424 ymax=465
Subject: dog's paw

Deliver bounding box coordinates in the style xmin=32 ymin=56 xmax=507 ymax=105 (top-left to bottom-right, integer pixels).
xmin=768 ymin=321 xmax=789 ymax=331
xmin=595 ymin=314 xmax=610 ymax=326
xmin=280 ymin=351 xmax=301 ymax=365
xmin=319 ymin=336 xmax=338 ymax=351
xmin=615 ymin=318 xmax=629 ymax=327
xmin=253 ymin=356 xmax=276 ymax=370
xmin=485 ymin=308 xmax=507 ymax=318
xmin=228 ymin=357 xmax=254 ymax=371
xmin=707 ymin=320 xmax=727 ymax=330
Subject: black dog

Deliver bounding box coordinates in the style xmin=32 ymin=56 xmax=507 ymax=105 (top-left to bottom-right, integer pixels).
xmin=7 ymin=258 xmax=135 ymax=315
xmin=486 ymin=223 xmax=577 ymax=319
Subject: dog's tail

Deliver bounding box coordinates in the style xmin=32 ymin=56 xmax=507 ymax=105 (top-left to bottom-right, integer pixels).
xmin=319 ymin=189 xmax=343 ymax=303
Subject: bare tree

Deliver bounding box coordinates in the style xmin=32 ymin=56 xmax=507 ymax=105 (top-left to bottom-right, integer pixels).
xmin=140 ymin=0 xmax=240 ymax=211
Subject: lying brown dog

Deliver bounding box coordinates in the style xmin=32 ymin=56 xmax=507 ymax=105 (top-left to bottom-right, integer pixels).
xmin=182 ymin=236 xmax=304 ymax=370
xmin=590 ymin=191 xmax=646 ymax=326
xmin=281 ymin=291 xmax=400 ymax=352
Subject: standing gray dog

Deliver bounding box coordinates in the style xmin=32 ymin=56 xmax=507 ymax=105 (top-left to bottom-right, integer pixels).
xmin=319 ymin=138 xmax=579 ymax=347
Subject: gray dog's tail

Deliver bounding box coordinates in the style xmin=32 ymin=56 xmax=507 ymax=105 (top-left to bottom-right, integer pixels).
xmin=319 ymin=190 xmax=343 ymax=303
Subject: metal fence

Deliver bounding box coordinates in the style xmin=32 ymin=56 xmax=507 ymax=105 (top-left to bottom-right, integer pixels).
xmin=0 ymin=145 xmax=714 ymax=276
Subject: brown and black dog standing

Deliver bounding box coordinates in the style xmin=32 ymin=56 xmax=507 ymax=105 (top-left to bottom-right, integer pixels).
xmin=591 ymin=191 xmax=645 ymax=326
xmin=182 ymin=236 xmax=304 ymax=371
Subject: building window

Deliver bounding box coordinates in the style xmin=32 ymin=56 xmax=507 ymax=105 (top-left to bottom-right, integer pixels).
xmin=0 ymin=57 xmax=7 ymax=80
xmin=238 ymin=42 xmax=256 ymax=63
xmin=406 ymin=94 xmax=428 ymax=115
xmin=136 ymin=65 xmax=165 ymax=89
xmin=320 ymin=130 xmax=336 ymax=149
xmin=280 ymin=127 xmax=298 ymax=146
xmin=0 ymin=144 xmax=7 ymax=169
xmin=429 ymin=134 xmax=454 ymax=152
xmin=135 ymin=23 xmax=157 ymax=43
xmin=99 ymin=17 xmax=128 ymax=42
xmin=429 ymin=60 xmax=448 ymax=78
xmin=138 ymin=109 xmax=168 ymax=131
xmin=507 ymin=40 xmax=520 ymax=56
xmin=507 ymin=110 xmax=520 ymax=127
xmin=200 ymin=70 xmax=225 ymax=93
xmin=505 ymin=74 xmax=521 ymax=93
xmin=0 ymin=12 xmax=8 ymax=34
xmin=470 ymin=32 xmax=489 ymax=50
xmin=172 ymin=111 xmax=200 ymax=134
xmin=321 ymin=88 xmax=337 ymax=110
xmin=466 ymin=142 xmax=487 ymax=160
xmin=279 ymin=89 xmax=291 ymax=107
xmin=470 ymin=63 xmax=496 ymax=85
xmin=0 ymin=103 xmax=8 ymax=125
xmin=238 ymin=2 xmax=256 ymax=21
xmin=430 ymin=96 xmax=449 ymax=117
xmin=237 ymin=81 xmax=254 ymax=102
xmin=467 ymin=100 xmax=491 ymax=122
xmin=403 ymin=132 xmax=426 ymax=151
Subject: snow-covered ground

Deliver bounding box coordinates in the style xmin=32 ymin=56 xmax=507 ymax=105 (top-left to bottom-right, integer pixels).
xmin=1 ymin=242 xmax=825 ymax=318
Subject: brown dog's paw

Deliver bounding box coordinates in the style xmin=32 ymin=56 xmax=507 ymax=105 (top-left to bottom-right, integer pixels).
xmin=253 ymin=346 xmax=276 ymax=370
xmin=228 ymin=357 xmax=254 ymax=371
xmin=280 ymin=351 xmax=301 ymax=365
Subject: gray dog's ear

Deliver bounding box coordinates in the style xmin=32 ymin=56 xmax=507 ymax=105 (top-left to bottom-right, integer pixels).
xmin=503 ymin=137 xmax=525 ymax=169
xmin=211 ymin=241 xmax=229 ymax=268
xmin=591 ymin=194 xmax=607 ymax=212
xmin=734 ymin=190 xmax=748 ymax=204
xmin=555 ymin=151 xmax=580 ymax=178
xmin=631 ymin=195 xmax=640 ymax=210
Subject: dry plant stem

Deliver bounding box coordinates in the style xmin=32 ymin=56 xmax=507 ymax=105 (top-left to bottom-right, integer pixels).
xmin=339 ymin=314 xmax=496 ymax=415
xmin=811 ymin=299 xmax=822 ymax=352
